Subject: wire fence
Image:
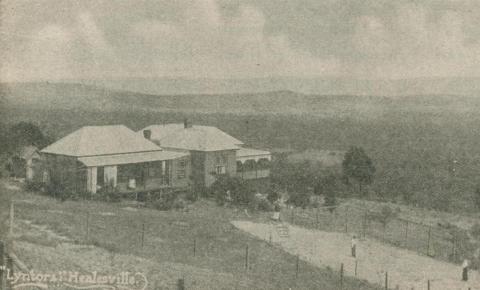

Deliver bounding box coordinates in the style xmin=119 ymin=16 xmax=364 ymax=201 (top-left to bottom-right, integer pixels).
xmin=5 ymin=199 xmax=478 ymax=290
xmin=281 ymin=204 xmax=472 ymax=266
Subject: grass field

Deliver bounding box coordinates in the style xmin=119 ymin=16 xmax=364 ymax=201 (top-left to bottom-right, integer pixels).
xmin=280 ymin=199 xmax=480 ymax=269
xmin=2 ymin=179 xmax=381 ymax=290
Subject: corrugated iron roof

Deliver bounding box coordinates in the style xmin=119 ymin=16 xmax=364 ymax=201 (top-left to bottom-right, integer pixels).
xmin=78 ymin=150 xmax=188 ymax=167
xmin=236 ymin=147 xmax=271 ymax=158
xmin=236 ymin=147 xmax=271 ymax=162
xmin=41 ymin=125 xmax=162 ymax=156
xmin=140 ymin=124 xmax=243 ymax=151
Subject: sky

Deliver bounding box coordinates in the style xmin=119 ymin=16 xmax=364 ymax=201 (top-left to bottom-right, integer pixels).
xmin=1 ymin=0 xmax=480 ymax=82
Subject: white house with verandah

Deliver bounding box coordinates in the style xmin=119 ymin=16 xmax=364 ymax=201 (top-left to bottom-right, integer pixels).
xmin=40 ymin=125 xmax=190 ymax=194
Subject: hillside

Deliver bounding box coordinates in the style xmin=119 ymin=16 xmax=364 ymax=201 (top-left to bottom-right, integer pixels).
xmin=2 ymin=81 xmax=480 ymax=118
xmin=83 ymin=77 xmax=480 ymax=96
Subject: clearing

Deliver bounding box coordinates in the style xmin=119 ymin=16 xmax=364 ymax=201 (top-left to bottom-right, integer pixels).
xmin=232 ymin=220 xmax=479 ymax=290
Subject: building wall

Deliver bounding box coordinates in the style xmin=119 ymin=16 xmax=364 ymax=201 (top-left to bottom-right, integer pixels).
xmin=203 ymin=150 xmax=237 ymax=187
xmin=170 ymin=156 xmax=191 ymax=189
xmin=190 ymin=151 xmax=207 ymax=188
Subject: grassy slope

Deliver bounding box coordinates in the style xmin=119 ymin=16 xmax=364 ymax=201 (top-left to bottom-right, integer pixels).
xmin=6 ymin=181 xmax=379 ymax=290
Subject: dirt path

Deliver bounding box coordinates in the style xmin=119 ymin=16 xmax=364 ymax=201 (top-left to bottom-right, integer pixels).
xmin=232 ymin=220 xmax=479 ymax=290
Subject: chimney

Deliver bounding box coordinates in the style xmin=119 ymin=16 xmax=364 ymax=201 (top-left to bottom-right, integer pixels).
xmin=143 ymin=129 xmax=151 ymax=140
xmin=184 ymin=118 xmax=193 ymax=129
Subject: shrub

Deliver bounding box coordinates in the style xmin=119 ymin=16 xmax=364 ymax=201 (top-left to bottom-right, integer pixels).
xmin=471 ymin=223 xmax=480 ymax=240
xmin=287 ymin=192 xmax=311 ymax=209
xmin=173 ymin=198 xmax=187 ymax=210
xmin=25 ymin=181 xmax=44 ymax=192
xmin=151 ymin=191 xmax=177 ymax=211
xmin=212 ymin=175 xmax=254 ymax=206
xmin=256 ymin=197 xmax=274 ymax=212
xmin=267 ymin=189 xmax=280 ymax=203
xmin=185 ymin=189 xmax=199 ymax=202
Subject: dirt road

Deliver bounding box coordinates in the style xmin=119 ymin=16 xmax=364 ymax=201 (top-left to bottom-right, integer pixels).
xmin=232 ymin=220 xmax=479 ymax=290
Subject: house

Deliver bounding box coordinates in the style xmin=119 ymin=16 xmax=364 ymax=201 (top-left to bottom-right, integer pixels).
xmin=140 ymin=121 xmax=271 ymax=188
xmin=40 ymin=125 xmax=190 ymax=194
xmin=8 ymin=145 xmax=44 ymax=182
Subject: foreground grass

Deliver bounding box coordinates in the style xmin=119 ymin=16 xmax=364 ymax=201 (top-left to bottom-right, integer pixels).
xmin=7 ymin=185 xmax=380 ymax=289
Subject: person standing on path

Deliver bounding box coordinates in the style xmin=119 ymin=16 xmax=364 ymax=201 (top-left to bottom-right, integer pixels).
xmin=461 ymin=259 xmax=469 ymax=281
xmin=351 ymin=235 xmax=358 ymax=258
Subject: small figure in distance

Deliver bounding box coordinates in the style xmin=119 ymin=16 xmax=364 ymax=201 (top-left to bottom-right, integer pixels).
xmin=461 ymin=258 xmax=469 ymax=281
xmin=351 ymin=234 xmax=358 ymax=258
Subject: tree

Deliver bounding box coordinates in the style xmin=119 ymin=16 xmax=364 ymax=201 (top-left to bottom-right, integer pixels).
xmin=314 ymin=174 xmax=337 ymax=209
xmin=5 ymin=122 xmax=51 ymax=153
xmin=342 ymin=146 xmax=376 ymax=194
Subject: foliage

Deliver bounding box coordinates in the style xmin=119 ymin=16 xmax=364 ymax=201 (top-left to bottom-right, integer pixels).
xmin=270 ymin=154 xmax=317 ymax=193
xmin=368 ymin=205 xmax=397 ymax=227
xmin=25 ymin=181 xmax=44 ymax=192
xmin=185 ymin=189 xmax=200 ymax=202
xmin=266 ymin=189 xmax=280 ymax=203
xmin=314 ymin=174 xmax=338 ymax=208
xmin=3 ymin=122 xmax=52 ymax=153
xmin=211 ymin=175 xmax=254 ymax=206
xmin=287 ymin=192 xmax=311 ymax=209
xmin=151 ymin=191 xmax=177 ymax=211
xmin=173 ymin=198 xmax=187 ymax=210
xmin=471 ymin=223 xmax=480 ymax=240
xmin=475 ymin=187 xmax=480 ymax=210
xmin=342 ymin=146 xmax=376 ymax=194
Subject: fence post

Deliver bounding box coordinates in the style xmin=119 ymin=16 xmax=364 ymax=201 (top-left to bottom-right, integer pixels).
xmin=404 ymin=220 xmax=409 ymax=246
xmin=245 ymin=245 xmax=249 ymax=270
xmin=427 ymin=279 xmax=430 ymax=290
xmin=295 ymin=255 xmax=299 ymax=279
xmin=0 ymin=241 xmax=4 ymax=290
xmin=193 ymin=239 xmax=196 ymax=257
xmin=344 ymin=210 xmax=348 ymax=233
xmin=362 ymin=211 xmax=367 ymax=238
xmin=141 ymin=223 xmax=145 ymax=248
xmin=355 ymin=260 xmax=358 ymax=276
xmin=86 ymin=211 xmax=90 ymax=242
xmin=451 ymin=236 xmax=456 ymax=261
xmin=6 ymin=256 xmax=13 ymax=290
xmin=9 ymin=201 xmax=14 ymax=236
xmin=291 ymin=208 xmax=294 ymax=224
xmin=340 ymin=263 xmax=344 ymax=289
xmin=316 ymin=208 xmax=319 ymax=228
xmin=427 ymin=227 xmax=431 ymax=256
xmin=385 ymin=271 xmax=388 ymax=290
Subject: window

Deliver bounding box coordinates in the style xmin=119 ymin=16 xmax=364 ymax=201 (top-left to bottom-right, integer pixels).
xmin=216 ymin=165 xmax=226 ymax=175
xmin=177 ymin=159 xmax=187 ymax=179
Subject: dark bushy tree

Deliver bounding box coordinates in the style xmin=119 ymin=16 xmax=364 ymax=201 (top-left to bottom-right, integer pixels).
xmin=211 ymin=175 xmax=254 ymax=206
xmin=314 ymin=174 xmax=338 ymax=211
xmin=5 ymin=122 xmax=51 ymax=153
xmin=342 ymin=146 xmax=376 ymax=194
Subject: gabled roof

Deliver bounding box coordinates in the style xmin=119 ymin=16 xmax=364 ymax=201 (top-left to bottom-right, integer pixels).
xmin=140 ymin=124 xmax=243 ymax=151
xmin=16 ymin=146 xmax=40 ymax=160
xmin=41 ymin=125 xmax=162 ymax=157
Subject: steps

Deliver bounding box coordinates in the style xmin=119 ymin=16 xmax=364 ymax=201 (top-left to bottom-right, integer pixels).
xmin=276 ymin=223 xmax=290 ymax=238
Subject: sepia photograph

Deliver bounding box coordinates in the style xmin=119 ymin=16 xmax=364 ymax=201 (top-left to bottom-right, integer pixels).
xmin=0 ymin=0 xmax=480 ymax=289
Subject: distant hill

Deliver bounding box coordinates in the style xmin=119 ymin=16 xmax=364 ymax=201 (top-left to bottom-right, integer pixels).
xmin=2 ymin=81 xmax=480 ymax=118
xmin=82 ymin=77 xmax=480 ymax=97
